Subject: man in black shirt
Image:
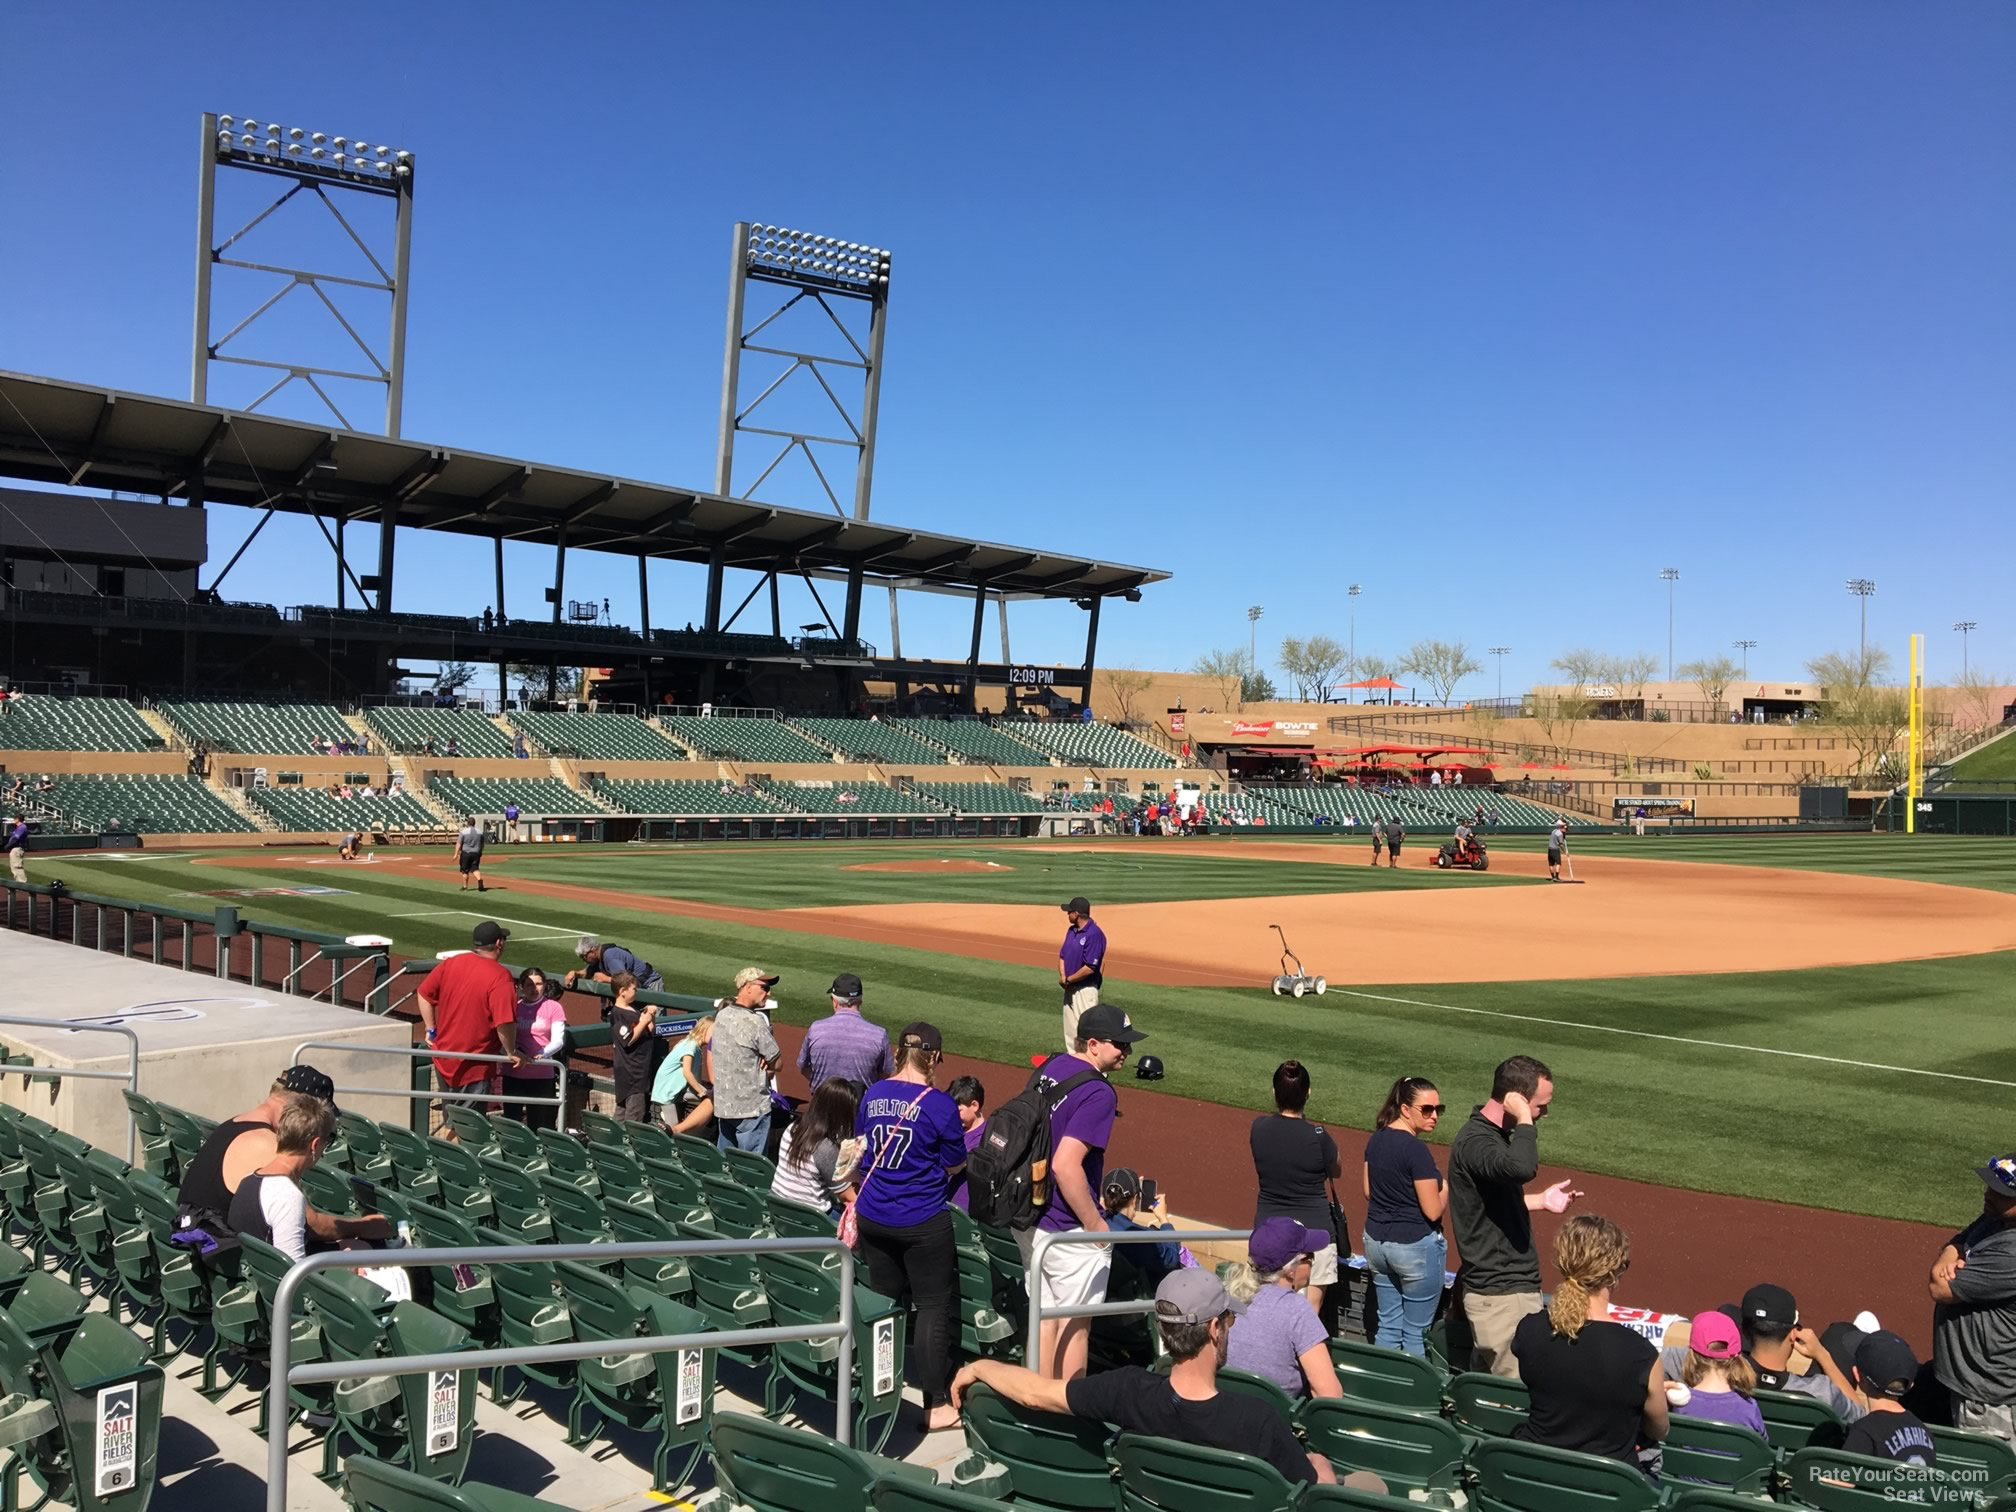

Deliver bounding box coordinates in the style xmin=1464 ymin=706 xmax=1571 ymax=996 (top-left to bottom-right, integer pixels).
xmin=177 ymin=1064 xmax=340 ymax=1229
xmin=950 ymin=1269 xmax=1336 ymax=1487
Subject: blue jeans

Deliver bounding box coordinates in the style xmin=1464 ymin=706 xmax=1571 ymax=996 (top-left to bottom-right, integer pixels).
xmin=1362 ymin=1231 xmax=1446 ymax=1357
xmin=718 ymin=1110 xmax=770 ymax=1153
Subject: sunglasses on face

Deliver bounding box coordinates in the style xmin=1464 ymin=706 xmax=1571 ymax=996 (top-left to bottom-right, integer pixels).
xmin=1413 ymin=1103 xmax=1446 ymax=1117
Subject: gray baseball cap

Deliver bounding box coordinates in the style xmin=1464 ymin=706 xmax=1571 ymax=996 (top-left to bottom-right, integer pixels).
xmin=1154 ymin=1268 xmax=1244 ymax=1325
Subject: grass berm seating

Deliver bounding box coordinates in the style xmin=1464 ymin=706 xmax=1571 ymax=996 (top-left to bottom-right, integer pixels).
xmin=596 ymin=779 xmax=786 ymax=816
xmin=912 ymin=782 xmax=1047 ymax=814
xmin=0 ymin=696 xmax=157 ymax=753
xmin=508 ymin=711 xmax=688 ymax=761
xmin=1000 ymin=720 xmax=1175 ymax=768
xmin=364 ymin=706 xmax=514 ymax=757
xmin=891 ymin=718 xmax=1048 ymax=766
xmin=248 ymin=786 xmax=444 ymax=832
xmin=159 ymin=699 xmax=349 ymax=754
xmin=792 ymin=718 xmax=950 ymax=765
xmin=660 ymin=715 xmax=831 ymax=764
xmin=428 ymin=775 xmax=605 ymax=816
xmin=42 ymin=774 xmax=255 ymax=834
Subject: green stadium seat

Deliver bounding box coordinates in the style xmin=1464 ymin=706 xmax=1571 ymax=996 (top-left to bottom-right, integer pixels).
xmin=1001 ymin=720 xmax=1176 ymax=769
xmin=308 ymin=1265 xmax=477 ymax=1488
xmin=794 ymin=718 xmax=951 ymax=765
xmin=596 ymin=778 xmax=787 ymax=816
xmin=944 ymin=1207 xmax=1017 ymax=1358
xmin=247 ymin=785 xmax=443 ymax=832
xmin=119 ymin=1090 xmax=176 ymax=1183
xmin=480 ymin=1113 xmax=547 ymax=1173
xmin=440 ymin=1103 xmax=499 ymax=1156
xmin=1446 ymin=1371 xmax=1530 ymax=1438
xmin=1465 ymin=1436 xmax=1660 ymax=1512
xmin=767 ymin=1193 xmax=839 ymax=1243
xmin=767 ymin=781 xmax=940 ymax=815
xmin=426 ymin=775 xmax=607 ymax=817
xmin=40 ymin=774 xmax=255 ymax=834
xmin=583 ymin=1138 xmax=654 ymax=1208
xmin=674 ymin=1216 xmax=772 ymax=1369
xmin=761 ymin=1252 xmax=906 ymax=1453
xmin=401 ymin=1200 xmax=500 ymax=1349
xmin=957 ymin=1381 xmax=1117 ymax=1512
xmin=1326 ymin=1336 xmax=1449 ymax=1412
xmin=1297 ymin=1395 xmax=1466 ymax=1496
xmin=873 ymin=1477 xmax=1032 ymax=1512
xmin=642 ymin=1157 xmax=713 ymax=1228
xmin=671 ymin=1132 xmax=729 ymax=1176
xmin=344 ymin=1453 xmax=574 ymax=1512
xmin=474 ymin=1228 xmax=582 ymax=1411
xmin=375 ymin=1122 xmax=444 ymax=1203
xmin=1785 ymin=1446 xmax=1964 ymax=1510
xmin=912 ymin=782 xmax=1047 ymax=814
xmin=1664 ymin=1492 xmax=1781 ymax=1512
xmin=509 ymin=711 xmax=689 ymax=761
xmin=1929 ymin=1423 xmax=2016 ymax=1496
xmin=555 ymin=1259 xmax=716 ymax=1491
xmin=363 ymin=706 xmax=515 ymax=758
xmin=720 ymin=1144 xmax=777 ymax=1192
xmin=1753 ymin=1388 xmax=1847 ymax=1455
xmin=601 ymin=1198 xmax=694 ymax=1298
xmin=336 ymin=1111 xmax=397 ymax=1185
xmin=1660 ymin=1413 xmax=1776 ymax=1497
xmin=476 ymin=1155 xmax=553 ymax=1244
xmin=660 ymin=715 xmax=831 ymax=764
xmin=1302 ymin=1488 xmax=1451 ymax=1512
xmin=538 ymin=1173 xmax=614 ymax=1247
xmin=891 ymin=718 xmax=1050 ymax=766
xmin=710 ymin=1411 xmax=931 ymax=1512
xmin=159 ymin=699 xmax=352 ymax=755
xmin=533 ymin=1128 xmax=601 ymax=1194
xmin=0 ymin=695 xmax=156 ymax=753
xmin=0 ymin=1274 xmax=165 ymax=1512
xmin=699 ymin=1171 xmax=773 ymax=1239
xmin=1112 ymin=1431 xmax=1304 ymax=1512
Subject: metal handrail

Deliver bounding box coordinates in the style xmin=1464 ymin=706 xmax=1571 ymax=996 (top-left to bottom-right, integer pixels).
xmin=1024 ymin=1226 xmax=1252 ymax=1374
xmin=0 ymin=1014 xmax=141 ymax=1163
xmin=266 ymin=1235 xmax=855 ymax=1512
xmin=291 ymin=1039 xmax=570 ymax=1115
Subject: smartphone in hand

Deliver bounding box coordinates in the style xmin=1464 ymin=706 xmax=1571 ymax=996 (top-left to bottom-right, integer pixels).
xmin=1139 ymin=1178 xmax=1158 ymax=1209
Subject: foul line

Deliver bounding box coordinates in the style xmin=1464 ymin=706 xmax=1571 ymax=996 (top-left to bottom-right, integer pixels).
xmin=1337 ymin=988 xmax=2016 ymax=1090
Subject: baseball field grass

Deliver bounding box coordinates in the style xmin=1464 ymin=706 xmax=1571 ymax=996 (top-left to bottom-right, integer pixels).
xmin=27 ymin=833 xmax=2016 ymax=1228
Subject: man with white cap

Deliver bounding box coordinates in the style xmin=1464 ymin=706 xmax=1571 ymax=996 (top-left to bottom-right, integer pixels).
xmin=950 ymin=1268 xmax=1335 ymax=1486
xmin=712 ymin=966 xmax=782 ymax=1153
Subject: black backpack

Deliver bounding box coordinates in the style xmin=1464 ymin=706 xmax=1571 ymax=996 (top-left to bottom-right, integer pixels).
xmin=966 ymin=1055 xmax=1102 ymax=1230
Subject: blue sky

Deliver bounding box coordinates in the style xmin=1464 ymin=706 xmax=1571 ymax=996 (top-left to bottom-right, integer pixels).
xmin=4 ymin=2 xmax=2012 ymax=692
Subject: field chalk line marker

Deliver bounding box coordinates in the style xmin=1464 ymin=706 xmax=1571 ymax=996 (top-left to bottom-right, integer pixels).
xmin=1339 ymin=989 xmax=2016 ymax=1090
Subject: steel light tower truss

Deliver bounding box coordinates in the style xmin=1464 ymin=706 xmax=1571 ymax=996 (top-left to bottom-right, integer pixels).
xmin=716 ymin=222 xmax=914 ymax=656
xmin=192 ymin=112 xmax=415 ymax=435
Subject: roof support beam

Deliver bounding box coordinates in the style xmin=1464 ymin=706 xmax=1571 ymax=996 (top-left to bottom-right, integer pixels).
xmin=66 ymin=395 xmax=118 ymax=486
xmin=908 ymin=543 xmax=978 ymax=575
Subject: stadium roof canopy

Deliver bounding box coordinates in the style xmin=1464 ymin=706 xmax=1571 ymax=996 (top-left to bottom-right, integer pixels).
xmin=0 ymin=371 xmax=1166 ymax=602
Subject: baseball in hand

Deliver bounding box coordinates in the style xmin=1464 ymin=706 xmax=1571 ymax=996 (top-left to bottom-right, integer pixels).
xmin=1665 ymin=1382 xmax=1691 ymax=1407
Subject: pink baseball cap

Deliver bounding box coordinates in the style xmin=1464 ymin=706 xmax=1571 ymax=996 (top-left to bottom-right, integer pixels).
xmin=1689 ymin=1311 xmax=1743 ymax=1360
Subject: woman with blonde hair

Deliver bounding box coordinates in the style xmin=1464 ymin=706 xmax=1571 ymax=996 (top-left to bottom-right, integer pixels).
xmin=1511 ymin=1214 xmax=1668 ymax=1469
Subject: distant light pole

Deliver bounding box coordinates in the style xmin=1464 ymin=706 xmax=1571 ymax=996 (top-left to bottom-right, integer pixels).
xmin=1488 ymin=646 xmax=1511 ymax=701
xmin=1659 ymin=568 xmax=1680 ymax=679
xmin=1246 ymin=605 xmax=1263 ymax=676
xmin=1347 ymin=585 xmax=1361 ymax=703
xmin=1955 ymin=620 xmax=1978 ymax=678
xmin=1846 ymin=579 xmax=1876 ymax=661
xmin=1734 ymin=639 xmax=1758 ymax=678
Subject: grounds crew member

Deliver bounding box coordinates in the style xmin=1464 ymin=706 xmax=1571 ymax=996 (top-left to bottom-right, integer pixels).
xmin=1547 ymin=818 xmax=1567 ymax=880
xmin=457 ymin=814 xmax=487 ymax=892
xmin=1386 ymin=818 xmax=1405 ymax=868
xmin=1370 ymin=818 xmax=1386 ymax=866
xmin=1059 ymin=896 xmax=1108 ymax=1053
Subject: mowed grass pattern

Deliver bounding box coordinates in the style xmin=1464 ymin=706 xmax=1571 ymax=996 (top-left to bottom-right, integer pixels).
xmin=27 ymin=833 xmax=2016 ymax=1227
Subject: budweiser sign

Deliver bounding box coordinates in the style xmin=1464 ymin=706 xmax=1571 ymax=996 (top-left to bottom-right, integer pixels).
xmin=1232 ymin=720 xmax=1274 ymax=736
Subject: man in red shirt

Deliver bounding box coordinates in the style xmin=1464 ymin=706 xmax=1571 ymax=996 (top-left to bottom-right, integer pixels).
xmin=416 ymin=921 xmax=521 ymax=1104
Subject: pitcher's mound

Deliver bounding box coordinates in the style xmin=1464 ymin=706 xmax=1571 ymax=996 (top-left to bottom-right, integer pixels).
xmin=843 ymin=859 xmax=1015 ymax=874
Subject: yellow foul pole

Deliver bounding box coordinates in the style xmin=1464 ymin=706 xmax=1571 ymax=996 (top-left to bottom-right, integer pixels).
xmin=1907 ymin=632 xmax=1923 ymax=835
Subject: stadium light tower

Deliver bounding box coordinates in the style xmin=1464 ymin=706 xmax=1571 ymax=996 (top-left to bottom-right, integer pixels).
xmin=192 ymin=112 xmax=415 ymax=434
xmin=1847 ymin=579 xmax=1876 ymax=661
xmin=1247 ymin=605 xmax=1264 ymax=674
xmin=1955 ymin=620 xmax=1978 ymax=677
xmin=1488 ymin=646 xmax=1511 ymax=701
xmin=1734 ymin=638 xmax=1758 ymax=678
xmin=1347 ymin=584 xmax=1362 ymax=693
xmin=1659 ymin=568 xmax=1680 ymax=679
xmin=715 ymin=222 xmax=892 ymax=650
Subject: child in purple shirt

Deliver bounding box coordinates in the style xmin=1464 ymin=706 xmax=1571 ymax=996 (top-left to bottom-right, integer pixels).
xmin=1669 ymin=1311 xmax=1768 ymax=1446
xmin=947 ymin=1076 xmax=986 ymax=1212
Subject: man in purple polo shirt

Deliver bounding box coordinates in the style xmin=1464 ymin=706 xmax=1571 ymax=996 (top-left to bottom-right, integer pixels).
xmin=1022 ymin=1001 xmax=1145 ymax=1381
xmin=798 ymin=972 xmax=893 ymax=1091
xmin=1059 ymin=896 xmax=1109 ymax=1054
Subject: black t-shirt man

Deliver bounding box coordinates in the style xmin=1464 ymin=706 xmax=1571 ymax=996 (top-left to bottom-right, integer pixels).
xmin=1066 ymin=1366 xmax=1314 ymax=1485
xmin=1512 ymin=1312 xmax=1657 ymax=1466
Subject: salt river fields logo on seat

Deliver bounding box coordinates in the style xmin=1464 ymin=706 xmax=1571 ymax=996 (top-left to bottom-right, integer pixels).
xmin=95 ymin=1383 xmax=138 ymax=1495
xmin=426 ymin=1370 xmax=460 ymax=1457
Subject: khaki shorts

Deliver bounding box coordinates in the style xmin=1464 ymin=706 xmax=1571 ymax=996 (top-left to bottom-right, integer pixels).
xmin=1309 ymin=1242 xmax=1340 ymax=1287
xmin=1062 ymin=984 xmax=1101 ymax=1053
xmin=1017 ymin=1226 xmax=1113 ymax=1312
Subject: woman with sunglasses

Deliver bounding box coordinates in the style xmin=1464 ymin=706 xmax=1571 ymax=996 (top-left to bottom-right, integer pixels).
xmin=1362 ymin=1076 xmax=1448 ymax=1357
